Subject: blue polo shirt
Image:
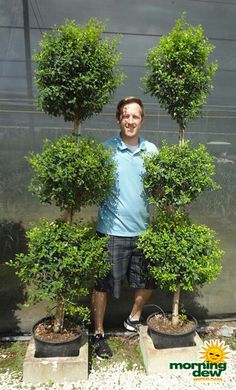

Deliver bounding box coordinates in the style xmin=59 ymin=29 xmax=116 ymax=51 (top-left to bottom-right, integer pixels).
xmin=96 ymin=135 xmax=158 ymax=237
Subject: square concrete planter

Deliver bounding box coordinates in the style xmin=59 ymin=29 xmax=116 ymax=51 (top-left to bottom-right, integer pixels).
xmin=139 ymin=325 xmax=203 ymax=375
xmin=23 ymin=332 xmax=88 ymax=383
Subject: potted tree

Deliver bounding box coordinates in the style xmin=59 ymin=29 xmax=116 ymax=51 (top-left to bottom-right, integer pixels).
xmin=8 ymin=219 xmax=110 ymax=357
xmin=8 ymin=137 xmax=115 ymax=357
xmin=137 ymin=14 xmax=223 ymax=349
xmin=7 ymin=18 xmax=124 ymax=357
xmin=138 ymin=143 xmax=223 ymax=348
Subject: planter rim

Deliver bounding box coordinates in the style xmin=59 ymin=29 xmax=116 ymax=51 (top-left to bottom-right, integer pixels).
xmin=32 ymin=316 xmax=82 ymax=346
xmin=146 ymin=312 xmax=198 ymax=338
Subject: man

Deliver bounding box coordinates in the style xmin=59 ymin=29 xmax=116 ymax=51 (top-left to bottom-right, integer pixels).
xmin=92 ymin=96 xmax=158 ymax=359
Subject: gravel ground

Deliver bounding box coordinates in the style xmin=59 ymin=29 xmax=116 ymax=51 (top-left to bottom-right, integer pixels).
xmin=0 ymin=352 xmax=235 ymax=390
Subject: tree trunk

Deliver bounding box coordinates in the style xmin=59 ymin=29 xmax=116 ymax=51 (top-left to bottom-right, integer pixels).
xmin=60 ymin=117 xmax=80 ymax=224
xmin=173 ymin=120 xmax=184 ymax=326
xmin=171 ymin=283 xmax=181 ymax=327
xmin=53 ymin=293 xmax=65 ymax=333
xmin=61 ymin=208 xmax=74 ymax=224
xmin=73 ymin=117 xmax=81 ymax=139
xmin=178 ymin=123 xmax=185 ymax=147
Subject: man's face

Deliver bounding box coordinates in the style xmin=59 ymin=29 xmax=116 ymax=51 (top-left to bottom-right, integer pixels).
xmin=118 ymin=102 xmax=144 ymax=143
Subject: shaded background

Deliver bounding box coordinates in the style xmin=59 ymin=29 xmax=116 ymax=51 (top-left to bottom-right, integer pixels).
xmin=0 ymin=0 xmax=235 ymax=334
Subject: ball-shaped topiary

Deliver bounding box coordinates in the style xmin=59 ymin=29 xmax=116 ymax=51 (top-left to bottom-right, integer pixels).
xmin=8 ymin=220 xmax=110 ymax=331
xmin=28 ymin=136 xmax=116 ymax=212
xmin=143 ymin=141 xmax=220 ymax=209
xmin=138 ymin=210 xmax=223 ymax=294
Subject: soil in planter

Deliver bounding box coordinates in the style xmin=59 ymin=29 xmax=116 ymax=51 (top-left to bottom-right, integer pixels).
xmin=148 ymin=313 xmax=196 ymax=334
xmin=34 ymin=318 xmax=82 ymax=343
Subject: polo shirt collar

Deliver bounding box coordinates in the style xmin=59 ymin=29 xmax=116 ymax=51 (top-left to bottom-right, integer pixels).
xmin=117 ymin=135 xmax=146 ymax=152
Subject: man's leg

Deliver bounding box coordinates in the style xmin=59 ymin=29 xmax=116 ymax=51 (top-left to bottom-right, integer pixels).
xmin=91 ymin=289 xmax=113 ymax=359
xmin=130 ymin=288 xmax=153 ymax=320
xmin=124 ymin=288 xmax=153 ymax=332
xmin=91 ymin=289 xmax=108 ymax=334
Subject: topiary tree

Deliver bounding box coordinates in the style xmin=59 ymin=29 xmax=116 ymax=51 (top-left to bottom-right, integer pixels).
xmin=8 ymin=18 xmax=121 ymax=336
xmin=34 ymin=18 xmax=125 ymax=134
xmin=138 ymin=14 xmax=223 ymax=328
xmin=143 ymin=13 xmax=217 ymax=146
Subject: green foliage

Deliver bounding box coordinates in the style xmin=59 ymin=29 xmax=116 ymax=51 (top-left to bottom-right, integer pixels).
xmin=143 ymin=13 xmax=217 ymax=129
xmin=28 ymin=136 xmax=115 ymax=212
xmin=9 ymin=18 xmax=122 ymax=332
xmin=141 ymin=14 xmax=222 ymax=325
xmin=9 ymin=135 xmax=115 ymax=329
xmin=143 ymin=141 xmax=220 ymax=208
xmin=34 ymin=18 xmax=125 ymax=123
xmin=138 ymin=210 xmax=223 ymax=293
xmin=178 ymin=307 xmax=187 ymax=325
xmin=7 ymin=220 xmax=110 ymax=322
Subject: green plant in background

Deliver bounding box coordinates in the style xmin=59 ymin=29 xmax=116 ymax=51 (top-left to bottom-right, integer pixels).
xmin=8 ymin=220 xmax=110 ymax=332
xmin=34 ymin=18 xmax=125 ymax=133
xmin=139 ymin=14 xmax=223 ymax=327
xmin=143 ymin=12 xmax=217 ymax=146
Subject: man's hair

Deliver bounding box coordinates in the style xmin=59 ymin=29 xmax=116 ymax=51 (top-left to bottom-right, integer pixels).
xmin=116 ymin=96 xmax=144 ymax=120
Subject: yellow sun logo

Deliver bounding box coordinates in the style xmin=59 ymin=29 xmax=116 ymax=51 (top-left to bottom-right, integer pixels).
xmin=199 ymin=340 xmax=230 ymax=363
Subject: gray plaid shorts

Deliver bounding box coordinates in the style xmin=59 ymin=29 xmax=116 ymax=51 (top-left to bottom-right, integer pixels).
xmin=95 ymin=234 xmax=157 ymax=298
